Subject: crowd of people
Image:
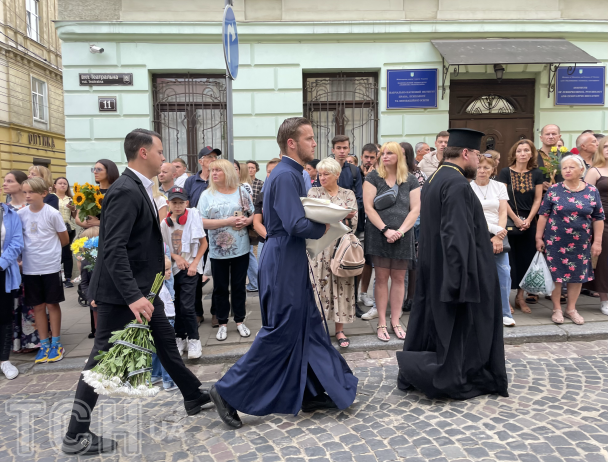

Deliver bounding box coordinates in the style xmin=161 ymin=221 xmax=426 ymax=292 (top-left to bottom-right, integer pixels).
xmin=2 ymin=122 xmax=607 ymax=383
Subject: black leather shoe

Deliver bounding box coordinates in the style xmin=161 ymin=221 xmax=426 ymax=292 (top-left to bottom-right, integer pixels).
xmin=61 ymin=432 xmax=117 ymax=455
xmin=184 ymin=389 xmax=214 ymax=416
xmin=355 ymin=303 xmax=364 ymax=318
xmin=402 ymin=299 xmax=413 ymax=313
xmin=209 ymin=384 xmax=242 ymax=428
xmin=301 ymin=393 xmax=338 ymax=413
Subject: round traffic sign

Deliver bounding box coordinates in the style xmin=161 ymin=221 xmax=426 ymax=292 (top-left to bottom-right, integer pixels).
xmin=222 ymin=5 xmax=239 ymax=80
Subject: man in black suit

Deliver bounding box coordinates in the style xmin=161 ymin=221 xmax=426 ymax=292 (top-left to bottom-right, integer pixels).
xmin=62 ymin=129 xmax=211 ymax=455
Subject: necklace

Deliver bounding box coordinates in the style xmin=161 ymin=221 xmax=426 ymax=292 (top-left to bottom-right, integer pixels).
xmin=563 ymin=180 xmax=584 ymax=192
xmin=474 ymin=181 xmax=489 ymax=200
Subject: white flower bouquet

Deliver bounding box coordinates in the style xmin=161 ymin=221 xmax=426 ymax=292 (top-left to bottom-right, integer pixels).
xmin=81 ymin=272 xmax=165 ymax=398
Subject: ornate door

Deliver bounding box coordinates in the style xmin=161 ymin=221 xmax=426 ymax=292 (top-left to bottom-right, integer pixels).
xmin=449 ymin=79 xmax=535 ymax=173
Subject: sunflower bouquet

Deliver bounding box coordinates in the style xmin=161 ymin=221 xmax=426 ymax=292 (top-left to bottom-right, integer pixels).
xmin=540 ymin=146 xmax=568 ymax=184
xmin=81 ymin=272 xmax=165 ymax=398
xmin=72 ymin=182 xmax=104 ymax=221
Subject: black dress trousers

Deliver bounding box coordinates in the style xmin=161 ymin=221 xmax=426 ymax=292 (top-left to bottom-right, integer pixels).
xmin=66 ymin=296 xmax=202 ymax=436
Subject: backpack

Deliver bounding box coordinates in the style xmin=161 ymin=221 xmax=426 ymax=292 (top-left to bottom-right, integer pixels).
xmin=330 ymin=233 xmax=365 ymax=278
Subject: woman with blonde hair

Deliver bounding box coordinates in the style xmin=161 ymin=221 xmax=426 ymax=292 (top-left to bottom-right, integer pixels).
xmin=198 ymin=159 xmax=254 ymax=342
xmin=152 ymin=177 xmax=168 ymax=222
xmin=309 ymin=158 xmax=358 ymax=348
xmin=361 ymin=141 xmax=421 ymax=342
xmin=497 ymin=139 xmax=544 ymax=312
xmin=584 ymin=137 xmax=608 ymax=314
xmin=28 ymin=165 xmax=59 ymax=210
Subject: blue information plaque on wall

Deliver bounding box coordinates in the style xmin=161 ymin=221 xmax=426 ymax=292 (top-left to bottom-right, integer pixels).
xmin=555 ymin=66 xmax=605 ymax=106
xmin=387 ymin=69 xmax=438 ymax=109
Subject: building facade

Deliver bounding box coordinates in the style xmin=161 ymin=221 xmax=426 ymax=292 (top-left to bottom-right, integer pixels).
xmin=56 ymin=0 xmax=608 ymax=181
xmin=1 ymin=0 xmax=65 ymax=183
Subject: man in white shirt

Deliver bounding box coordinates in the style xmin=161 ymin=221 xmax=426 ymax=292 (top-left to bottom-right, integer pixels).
xmin=172 ymin=158 xmax=189 ymax=187
xmin=158 ymin=162 xmax=177 ymax=193
xmin=418 ymin=131 xmax=450 ymax=177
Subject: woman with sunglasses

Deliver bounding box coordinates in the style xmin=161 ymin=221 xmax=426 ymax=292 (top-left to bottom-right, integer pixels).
xmin=76 ymin=159 xmax=119 ymax=229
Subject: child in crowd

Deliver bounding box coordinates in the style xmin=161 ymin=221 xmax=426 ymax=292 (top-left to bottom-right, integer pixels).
xmin=18 ymin=177 xmax=69 ymax=364
xmin=160 ymin=186 xmax=207 ymax=360
xmin=151 ymin=256 xmax=178 ymax=391
xmin=77 ymin=226 xmax=99 ymax=338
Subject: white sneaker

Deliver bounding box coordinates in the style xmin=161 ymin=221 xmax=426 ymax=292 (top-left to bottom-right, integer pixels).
xmin=360 ymin=293 xmax=375 ymax=307
xmin=237 ymin=323 xmax=251 ymax=337
xmin=72 ymin=276 xmax=81 ymax=284
xmin=503 ymin=316 xmax=516 ymax=327
xmin=176 ymin=338 xmax=186 ymax=355
xmin=1 ymin=361 xmax=18 ymax=380
xmin=361 ymin=307 xmax=378 ymax=320
xmin=216 ymin=325 xmax=227 ymax=341
xmin=188 ymin=339 xmax=202 ymax=359
xmin=601 ymin=301 xmax=608 ymax=316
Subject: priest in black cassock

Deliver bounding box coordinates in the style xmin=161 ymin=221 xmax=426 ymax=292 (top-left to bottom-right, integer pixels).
xmin=397 ymin=128 xmax=508 ymax=400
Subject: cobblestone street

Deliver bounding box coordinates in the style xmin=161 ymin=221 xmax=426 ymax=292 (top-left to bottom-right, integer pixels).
xmin=1 ymin=341 xmax=608 ymax=461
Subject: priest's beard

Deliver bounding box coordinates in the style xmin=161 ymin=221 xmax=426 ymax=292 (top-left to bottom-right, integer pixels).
xmin=464 ymin=166 xmax=477 ymax=180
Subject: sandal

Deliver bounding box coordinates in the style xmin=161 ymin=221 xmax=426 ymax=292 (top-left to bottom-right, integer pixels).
xmin=564 ymin=310 xmax=585 ymax=325
xmin=335 ymin=331 xmax=350 ymax=348
xmin=582 ymin=289 xmax=600 ymax=298
xmin=525 ymin=294 xmax=539 ymax=304
xmin=551 ymin=310 xmax=564 ymax=324
xmin=392 ymin=324 xmax=406 ymax=340
xmin=377 ymin=325 xmax=390 ymax=342
xmin=515 ymin=298 xmax=532 ymax=314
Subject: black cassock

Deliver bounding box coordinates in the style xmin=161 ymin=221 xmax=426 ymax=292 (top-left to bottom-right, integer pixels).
xmin=397 ymin=162 xmax=509 ymax=400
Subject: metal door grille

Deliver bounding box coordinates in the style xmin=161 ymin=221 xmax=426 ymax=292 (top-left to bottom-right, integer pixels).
xmin=153 ymin=74 xmax=227 ymax=172
xmin=304 ymin=73 xmax=378 ymax=159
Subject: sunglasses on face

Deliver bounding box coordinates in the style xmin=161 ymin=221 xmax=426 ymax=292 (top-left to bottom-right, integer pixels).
xmin=91 ymin=168 xmax=104 ymax=173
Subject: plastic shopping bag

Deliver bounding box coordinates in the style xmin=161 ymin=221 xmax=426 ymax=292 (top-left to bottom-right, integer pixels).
xmin=519 ymin=251 xmax=556 ymax=295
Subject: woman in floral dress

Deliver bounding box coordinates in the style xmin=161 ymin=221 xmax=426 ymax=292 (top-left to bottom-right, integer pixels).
xmin=309 ymin=158 xmax=358 ymax=348
xmin=536 ymin=155 xmax=604 ymax=325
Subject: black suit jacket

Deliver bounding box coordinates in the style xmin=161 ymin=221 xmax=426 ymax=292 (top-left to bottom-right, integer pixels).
xmin=89 ymin=168 xmax=164 ymax=305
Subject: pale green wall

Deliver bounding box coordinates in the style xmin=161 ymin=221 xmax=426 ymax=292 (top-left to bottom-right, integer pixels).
xmin=57 ymin=21 xmax=608 ymax=183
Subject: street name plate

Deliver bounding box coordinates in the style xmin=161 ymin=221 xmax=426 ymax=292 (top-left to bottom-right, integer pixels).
xmin=80 ymin=73 xmax=133 ymax=86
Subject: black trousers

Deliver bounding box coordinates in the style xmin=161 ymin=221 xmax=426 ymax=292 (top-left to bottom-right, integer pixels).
xmin=0 ymin=271 xmax=15 ymax=361
xmin=66 ymin=298 xmax=202 ymax=437
xmin=173 ymin=271 xmax=200 ymax=340
xmin=211 ymin=253 xmax=249 ymax=325
xmin=61 ymin=227 xmax=75 ymax=280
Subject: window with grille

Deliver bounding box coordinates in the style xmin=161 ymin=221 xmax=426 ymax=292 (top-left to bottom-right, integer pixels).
xmin=31 ymin=77 xmax=46 ymax=122
xmin=26 ymin=0 xmax=39 ymax=42
xmin=304 ymin=73 xmax=378 ymax=159
xmin=152 ymin=74 xmax=227 ymax=173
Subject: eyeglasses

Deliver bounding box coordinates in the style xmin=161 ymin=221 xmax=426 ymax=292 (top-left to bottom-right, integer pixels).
xmin=477 ymin=153 xmax=493 ymax=159
xmin=91 ymin=168 xmax=104 ymax=173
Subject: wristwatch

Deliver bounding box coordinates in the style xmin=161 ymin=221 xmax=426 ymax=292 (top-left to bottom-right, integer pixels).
xmin=381 ymin=225 xmax=390 ymax=233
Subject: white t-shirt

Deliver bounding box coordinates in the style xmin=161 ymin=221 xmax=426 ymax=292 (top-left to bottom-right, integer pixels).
xmin=159 ymin=284 xmax=175 ymax=317
xmin=160 ymin=208 xmax=206 ymax=275
xmin=1 ymin=223 xmax=5 ymax=250
xmin=470 ymin=180 xmax=509 ymax=235
xmin=154 ymin=195 xmax=167 ymax=213
xmin=174 ymin=173 xmax=189 ymax=188
xmin=18 ymin=204 xmax=67 ymax=275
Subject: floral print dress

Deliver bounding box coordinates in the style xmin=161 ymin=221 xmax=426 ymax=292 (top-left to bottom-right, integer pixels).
xmin=308 ymin=187 xmax=358 ymax=324
xmin=539 ymin=182 xmax=605 ymax=283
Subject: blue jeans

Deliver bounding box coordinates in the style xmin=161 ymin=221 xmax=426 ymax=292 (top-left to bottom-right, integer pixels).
xmin=246 ymin=245 xmax=258 ymax=291
xmin=151 ymin=318 xmax=175 ymax=389
xmin=495 ymin=252 xmax=512 ymax=319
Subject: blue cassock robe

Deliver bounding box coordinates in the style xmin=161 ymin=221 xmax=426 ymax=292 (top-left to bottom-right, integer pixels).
xmin=214 ymin=156 xmax=358 ymax=415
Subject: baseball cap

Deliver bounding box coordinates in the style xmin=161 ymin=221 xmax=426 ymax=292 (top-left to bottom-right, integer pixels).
xmin=198 ymin=146 xmax=222 ymax=159
xmin=167 ymin=186 xmax=189 ymax=201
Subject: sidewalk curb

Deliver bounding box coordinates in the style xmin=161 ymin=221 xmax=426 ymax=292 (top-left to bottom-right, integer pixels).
xmin=13 ymin=322 xmax=608 ymax=376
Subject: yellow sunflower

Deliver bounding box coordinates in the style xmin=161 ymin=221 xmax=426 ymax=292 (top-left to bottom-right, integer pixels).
xmin=73 ymin=182 xmax=80 ymax=193
xmin=73 ymin=192 xmax=86 ymax=206
xmin=94 ymin=185 xmax=100 ymax=193
xmin=94 ymin=195 xmax=103 ymax=209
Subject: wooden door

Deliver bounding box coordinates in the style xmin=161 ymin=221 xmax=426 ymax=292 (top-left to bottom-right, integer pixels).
xmin=449 ymin=80 xmax=535 ymax=173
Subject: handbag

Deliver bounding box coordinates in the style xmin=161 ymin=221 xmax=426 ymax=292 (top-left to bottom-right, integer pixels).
xmin=239 ymin=185 xmax=259 ymax=245
xmin=491 ymin=233 xmax=511 ymax=254
xmin=373 ymin=183 xmax=398 ymax=211
xmin=330 ymin=233 xmax=365 ymax=277
xmin=506 ymin=170 xmax=526 ymax=236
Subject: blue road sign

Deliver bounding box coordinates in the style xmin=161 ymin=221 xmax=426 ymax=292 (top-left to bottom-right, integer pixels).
xmin=387 ymin=69 xmax=438 ymax=109
xmin=555 ymin=66 xmax=605 ymax=106
xmin=222 ymin=5 xmax=239 ymax=80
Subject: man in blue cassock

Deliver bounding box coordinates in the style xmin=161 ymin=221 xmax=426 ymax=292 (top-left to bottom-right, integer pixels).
xmin=209 ymin=117 xmax=358 ymax=427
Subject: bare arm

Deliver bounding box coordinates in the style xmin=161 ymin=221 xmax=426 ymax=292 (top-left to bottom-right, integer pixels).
xmin=253 ymin=214 xmax=266 ymax=239
xmin=157 ymin=205 xmax=168 ymax=223
xmin=527 ymin=184 xmax=544 ymax=223
xmin=363 ymin=181 xmax=384 ymax=231
xmin=585 ymin=168 xmax=600 ymax=187
xmin=188 ymin=237 xmax=208 ymax=276
xmin=203 ymin=216 xmax=238 ymax=230
xmin=592 ymin=219 xmax=604 ymax=257
xmin=58 ymin=230 xmax=69 ymax=247
xmin=535 ymin=215 xmax=548 ymax=252
xmin=397 ymin=188 xmax=420 ymax=234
